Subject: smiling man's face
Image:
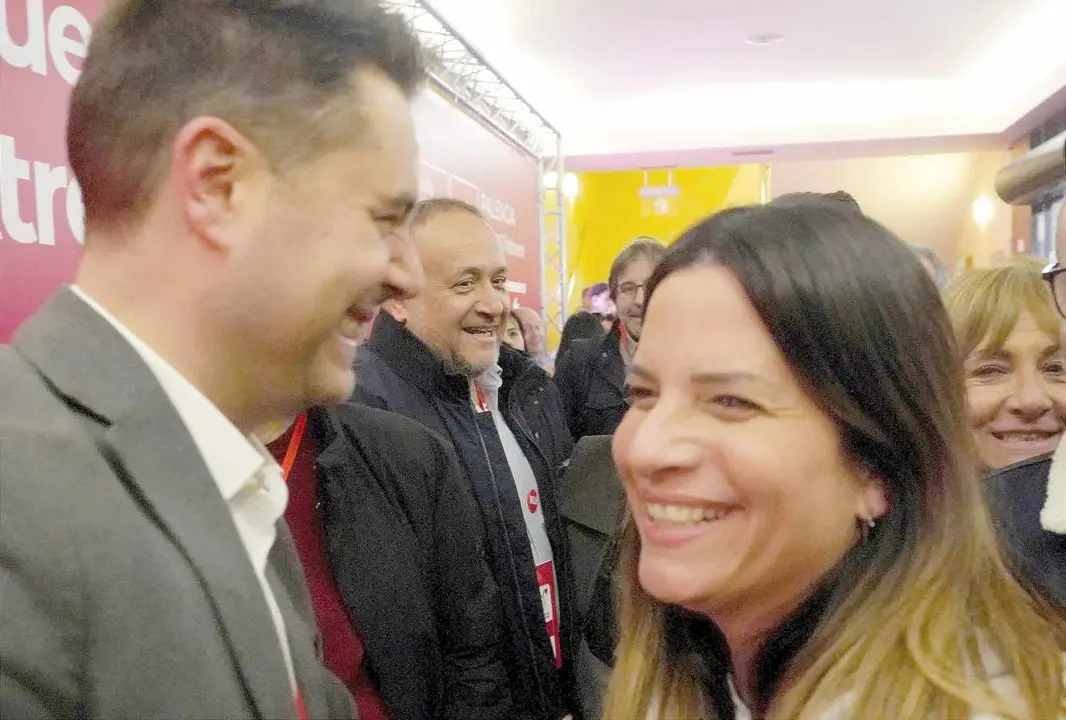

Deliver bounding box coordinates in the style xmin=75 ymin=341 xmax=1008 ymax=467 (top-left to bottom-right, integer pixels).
xmin=393 ymin=208 xmax=509 ymax=376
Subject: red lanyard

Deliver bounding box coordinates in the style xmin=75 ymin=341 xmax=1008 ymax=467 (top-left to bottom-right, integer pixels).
xmin=271 ymin=412 xmax=311 ymax=720
xmin=620 ymin=328 xmax=632 ymax=356
xmin=472 ymin=383 xmax=490 ymax=413
xmin=280 ymin=412 xmax=308 ymax=482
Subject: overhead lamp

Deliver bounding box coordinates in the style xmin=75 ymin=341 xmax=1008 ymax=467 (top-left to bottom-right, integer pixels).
xmin=972 ymin=195 xmax=995 ymax=230
xmin=562 ymin=172 xmax=580 ymax=200
xmin=544 ymin=171 xmax=579 ymax=199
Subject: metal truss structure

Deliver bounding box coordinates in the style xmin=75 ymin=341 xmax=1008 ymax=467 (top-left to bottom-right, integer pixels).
xmin=383 ymin=0 xmax=569 ymax=337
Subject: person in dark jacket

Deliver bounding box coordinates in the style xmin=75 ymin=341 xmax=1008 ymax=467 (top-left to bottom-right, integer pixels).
xmin=555 ymin=312 xmax=604 ymax=361
xmin=554 ymin=238 xmax=666 ymax=440
xmin=354 ymin=198 xmax=578 ymax=720
xmin=556 ymin=436 xmax=625 ymax=720
xmin=260 ymin=403 xmax=514 ymax=720
xmin=984 ymin=453 xmax=1066 ymax=604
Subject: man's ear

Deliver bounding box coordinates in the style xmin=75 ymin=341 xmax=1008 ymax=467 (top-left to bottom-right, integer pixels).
xmin=170 ymin=116 xmax=267 ymax=252
xmin=383 ymin=297 xmax=409 ymax=323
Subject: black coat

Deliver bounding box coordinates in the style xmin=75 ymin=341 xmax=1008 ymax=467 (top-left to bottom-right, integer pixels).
xmin=984 ymin=453 xmax=1066 ymax=605
xmin=353 ymin=313 xmax=577 ymax=720
xmin=312 ymin=404 xmax=514 ymax=720
xmin=556 ymin=436 xmax=626 ymax=720
xmin=553 ymin=325 xmax=626 ymax=440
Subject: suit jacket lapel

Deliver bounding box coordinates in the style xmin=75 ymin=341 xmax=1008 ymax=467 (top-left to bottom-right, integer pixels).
xmin=266 ymin=525 xmax=335 ymax=720
xmin=105 ymin=407 xmax=294 ymax=719
xmin=13 ymin=288 xmax=294 ymax=719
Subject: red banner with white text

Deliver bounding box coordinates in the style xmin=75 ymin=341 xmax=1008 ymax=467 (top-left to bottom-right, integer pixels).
xmin=0 ymin=0 xmax=542 ymax=342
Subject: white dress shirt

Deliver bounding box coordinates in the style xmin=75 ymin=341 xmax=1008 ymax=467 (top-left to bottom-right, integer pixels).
xmin=70 ymin=285 xmax=298 ymax=692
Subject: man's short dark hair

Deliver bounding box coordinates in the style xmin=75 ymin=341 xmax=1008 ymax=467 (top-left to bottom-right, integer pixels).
xmin=68 ymin=0 xmax=425 ymax=232
xmin=609 ymin=238 xmax=667 ymax=300
xmin=408 ymin=197 xmax=484 ymax=231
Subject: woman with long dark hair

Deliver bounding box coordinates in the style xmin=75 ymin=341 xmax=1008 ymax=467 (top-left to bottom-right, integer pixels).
xmin=606 ymin=203 xmax=1065 ymax=719
xmin=502 ymin=312 xmax=528 ymax=355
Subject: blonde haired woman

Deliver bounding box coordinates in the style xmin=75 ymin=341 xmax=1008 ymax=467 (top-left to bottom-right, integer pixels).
xmin=607 ymin=203 xmax=1065 ymax=719
xmin=945 ymin=259 xmax=1066 ymax=472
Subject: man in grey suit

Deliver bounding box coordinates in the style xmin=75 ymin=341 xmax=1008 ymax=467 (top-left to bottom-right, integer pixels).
xmin=0 ymin=1 xmax=426 ymax=718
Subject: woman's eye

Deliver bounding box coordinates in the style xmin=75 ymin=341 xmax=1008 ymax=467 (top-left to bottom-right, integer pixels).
xmin=373 ymin=213 xmax=404 ymax=228
xmin=710 ymin=395 xmax=760 ymax=413
xmin=971 ymin=364 xmax=1008 ymax=378
xmin=625 ymin=386 xmax=656 ymax=407
xmin=1043 ymin=361 xmax=1065 ymax=376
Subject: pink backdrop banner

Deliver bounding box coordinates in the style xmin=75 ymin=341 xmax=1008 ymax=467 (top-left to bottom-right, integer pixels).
xmin=0 ymin=0 xmax=542 ymax=341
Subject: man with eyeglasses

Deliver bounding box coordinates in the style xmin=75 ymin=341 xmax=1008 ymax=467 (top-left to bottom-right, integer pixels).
xmin=985 ymin=202 xmax=1066 ymax=604
xmin=555 ymin=238 xmax=667 ymax=440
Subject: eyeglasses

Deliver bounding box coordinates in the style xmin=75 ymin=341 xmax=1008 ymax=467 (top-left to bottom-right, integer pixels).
xmin=1042 ymin=262 xmax=1066 ymax=319
xmin=616 ymin=282 xmax=646 ymax=301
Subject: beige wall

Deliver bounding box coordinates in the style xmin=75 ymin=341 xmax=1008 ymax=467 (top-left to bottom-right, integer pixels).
xmin=771 ymin=151 xmax=1016 ymax=273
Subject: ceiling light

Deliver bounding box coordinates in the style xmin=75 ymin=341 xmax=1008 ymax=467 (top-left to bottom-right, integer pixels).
xmin=747 ymin=33 xmax=784 ymax=46
xmin=562 ymin=172 xmax=580 ymax=200
xmin=972 ymin=195 xmax=995 ymax=229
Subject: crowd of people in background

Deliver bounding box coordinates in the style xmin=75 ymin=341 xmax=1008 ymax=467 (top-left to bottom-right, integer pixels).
xmin=1 ymin=2 xmax=1064 ymax=720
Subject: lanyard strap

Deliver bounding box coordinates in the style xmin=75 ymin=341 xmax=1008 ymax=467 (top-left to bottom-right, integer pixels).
xmin=471 ymin=382 xmax=490 ymax=413
xmin=280 ymin=412 xmax=308 ymax=482
xmin=620 ymin=327 xmax=636 ymax=363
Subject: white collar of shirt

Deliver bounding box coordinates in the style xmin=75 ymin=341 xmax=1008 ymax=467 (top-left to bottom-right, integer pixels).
xmin=472 ymin=363 xmax=504 ymax=413
xmin=1043 ymin=441 xmax=1066 ymax=534
xmin=68 ymin=285 xmax=279 ymax=504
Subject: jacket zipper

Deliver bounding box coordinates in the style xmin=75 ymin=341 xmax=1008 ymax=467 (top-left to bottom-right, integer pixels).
xmin=470 ymin=406 xmax=552 ymax=715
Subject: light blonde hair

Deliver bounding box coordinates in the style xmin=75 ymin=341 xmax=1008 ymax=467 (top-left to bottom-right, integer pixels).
xmin=605 ymin=208 xmax=1066 ymax=720
xmin=945 ymin=259 xmax=1061 ymax=359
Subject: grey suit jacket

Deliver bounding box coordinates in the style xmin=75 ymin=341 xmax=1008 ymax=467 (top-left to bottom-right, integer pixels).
xmin=0 ymin=289 xmax=355 ymax=719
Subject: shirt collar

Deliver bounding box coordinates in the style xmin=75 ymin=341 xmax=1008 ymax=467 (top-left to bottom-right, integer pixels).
xmin=69 ymin=285 xmax=270 ymax=501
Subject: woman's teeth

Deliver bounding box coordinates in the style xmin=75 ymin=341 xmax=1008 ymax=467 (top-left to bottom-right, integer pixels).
xmin=647 ymin=503 xmax=733 ymax=525
xmin=992 ymin=431 xmax=1058 ymax=442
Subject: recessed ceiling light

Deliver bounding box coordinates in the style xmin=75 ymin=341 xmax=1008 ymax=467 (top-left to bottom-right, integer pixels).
xmin=747 ymin=33 xmax=784 ymax=46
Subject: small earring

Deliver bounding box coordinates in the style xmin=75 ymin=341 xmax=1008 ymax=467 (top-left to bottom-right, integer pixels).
xmin=857 ymin=515 xmax=876 ymax=541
